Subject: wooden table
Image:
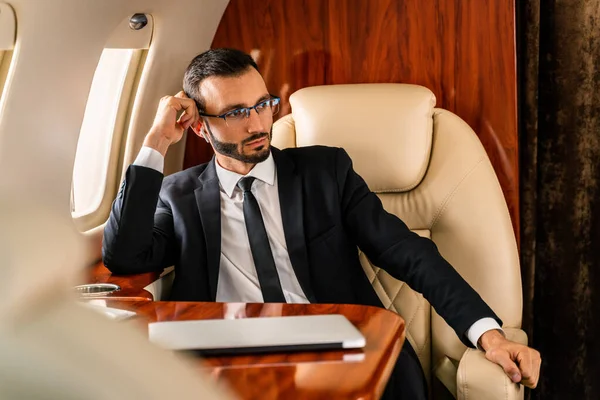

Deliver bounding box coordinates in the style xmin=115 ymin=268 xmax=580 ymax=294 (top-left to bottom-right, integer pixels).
xmin=86 ymin=262 xmax=158 ymax=301
xmin=84 ymin=262 xmax=405 ymax=399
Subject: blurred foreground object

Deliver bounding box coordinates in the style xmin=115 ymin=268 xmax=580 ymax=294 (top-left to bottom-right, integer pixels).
xmin=0 ymin=199 xmax=235 ymax=399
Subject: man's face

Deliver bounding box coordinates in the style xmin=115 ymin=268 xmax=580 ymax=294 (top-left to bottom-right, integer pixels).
xmin=198 ymin=68 xmax=273 ymax=164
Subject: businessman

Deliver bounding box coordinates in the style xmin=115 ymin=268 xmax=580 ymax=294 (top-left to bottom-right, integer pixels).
xmin=103 ymin=48 xmax=541 ymax=399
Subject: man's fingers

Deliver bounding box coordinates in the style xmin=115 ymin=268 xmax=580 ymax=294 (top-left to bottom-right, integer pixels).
xmin=169 ymin=92 xmax=198 ymax=129
xmin=486 ymin=349 xmax=521 ymax=383
xmin=174 ymin=90 xmax=188 ymax=99
xmin=516 ymin=349 xmax=541 ymax=388
xmin=519 ymin=364 xmax=539 ymax=389
xmin=520 ymin=376 xmax=537 ymax=389
xmin=176 ymin=97 xmax=199 ymax=127
xmin=177 ymin=112 xmax=191 ymax=125
xmin=516 ymin=351 xmax=534 ymax=383
xmin=177 ymin=90 xmax=200 ymax=123
xmin=483 ymin=339 xmax=542 ymax=389
xmin=173 ymin=91 xmax=195 ymax=111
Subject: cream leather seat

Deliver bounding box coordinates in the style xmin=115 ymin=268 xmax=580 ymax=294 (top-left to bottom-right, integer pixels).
xmin=271 ymin=84 xmax=526 ymax=400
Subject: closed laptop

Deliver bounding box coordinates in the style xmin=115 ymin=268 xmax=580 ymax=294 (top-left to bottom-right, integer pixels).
xmin=148 ymin=314 xmax=366 ymax=355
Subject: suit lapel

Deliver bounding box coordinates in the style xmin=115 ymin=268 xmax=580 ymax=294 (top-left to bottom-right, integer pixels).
xmin=194 ymin=158 xmax=221 ymax=300
xmin=272 ymin=148 xmax=317 ymax=303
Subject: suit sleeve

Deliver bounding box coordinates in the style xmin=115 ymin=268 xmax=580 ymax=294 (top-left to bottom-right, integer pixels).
xmin=102 ymin=165 xmax=176 ymax=274
xmin=335 ymin=148 xmax=501 ymax=347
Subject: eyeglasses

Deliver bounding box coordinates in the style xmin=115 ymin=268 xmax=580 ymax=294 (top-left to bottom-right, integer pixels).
xmin=199 ymin=96 xmax=281 ymax=128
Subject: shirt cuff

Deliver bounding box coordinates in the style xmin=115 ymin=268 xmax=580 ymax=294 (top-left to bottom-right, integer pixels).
xmin=466 ymin=317 xmax=504 ymax=349
xmin=133 ymin=146 xmax=164 ymax=173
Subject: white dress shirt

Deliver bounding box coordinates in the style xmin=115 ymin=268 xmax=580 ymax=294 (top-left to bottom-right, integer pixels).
xmin=133 ymin=146 xmax=502 ymax=347
xmin=212 ymin=152 xmax=309 ymax=304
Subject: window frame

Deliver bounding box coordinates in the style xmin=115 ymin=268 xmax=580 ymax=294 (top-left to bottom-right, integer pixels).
xmin=72 ymin=49 xmax=146 ymax=232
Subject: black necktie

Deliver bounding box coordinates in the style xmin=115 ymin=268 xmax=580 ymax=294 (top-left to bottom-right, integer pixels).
xmin=237 ymin=177 xmax=286 ymax=303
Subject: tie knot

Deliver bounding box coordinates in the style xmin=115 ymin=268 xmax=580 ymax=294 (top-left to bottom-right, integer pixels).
xmin=237 ymin=176 xmax=256 ymax=193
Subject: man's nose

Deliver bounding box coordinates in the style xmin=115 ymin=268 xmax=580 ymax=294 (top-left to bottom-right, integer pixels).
xmin=246 ymin=108 xmax=266 ymax=132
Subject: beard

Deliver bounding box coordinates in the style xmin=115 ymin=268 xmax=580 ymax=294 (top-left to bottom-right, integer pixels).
xmin=205 ymin=125 xmax=272 ymax=164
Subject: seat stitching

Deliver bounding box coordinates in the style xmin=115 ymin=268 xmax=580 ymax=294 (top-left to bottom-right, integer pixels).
xmin=403 ymin=297 xmax=420 ymax=329
xmin=362 ymin=254 xmax=430 ymax=363
xmin=504 ymin=369 xmax=509 ymax=400
xmin=374 ymin=269 xmax=396 ymax=308
xmin=429 ymin=157 xmax=485 ymax=230
xmin=416 ymin=331 xmax=430 ymax=355
xmin=462 ymin=351 xmax=469 ymax=400
xmin=385 ymin=277 xmax=404 ymax=312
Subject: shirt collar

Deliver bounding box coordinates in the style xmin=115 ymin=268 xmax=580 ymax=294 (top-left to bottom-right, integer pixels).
xmin=215 ymin=151 xmax=276 ymax=198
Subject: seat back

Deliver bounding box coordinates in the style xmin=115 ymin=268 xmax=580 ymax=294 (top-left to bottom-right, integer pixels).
xmin=272 ymin=84 xmax=522 ymax=388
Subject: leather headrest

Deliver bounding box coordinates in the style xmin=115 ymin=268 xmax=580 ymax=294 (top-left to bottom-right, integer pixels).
xmin=288 ymin=84 xmax=435 ymax=192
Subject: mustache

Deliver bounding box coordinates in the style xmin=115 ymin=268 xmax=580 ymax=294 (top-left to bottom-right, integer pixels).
xmin=242 ymin=132 xmax=269 ymax=145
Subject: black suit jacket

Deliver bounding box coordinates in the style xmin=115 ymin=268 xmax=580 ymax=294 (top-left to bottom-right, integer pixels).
xmin=103 ymin=146 xmax=500 ymax=347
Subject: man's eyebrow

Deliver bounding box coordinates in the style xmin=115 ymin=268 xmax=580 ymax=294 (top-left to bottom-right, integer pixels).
xmin=216 ymin=93 xmax=271 ymax=115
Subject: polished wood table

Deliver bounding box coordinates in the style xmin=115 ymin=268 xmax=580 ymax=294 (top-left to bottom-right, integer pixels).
xmin=84 ymin=262 xmax=406 ymax=399
xmin=86 ymin=262 xmax=158 ymax=301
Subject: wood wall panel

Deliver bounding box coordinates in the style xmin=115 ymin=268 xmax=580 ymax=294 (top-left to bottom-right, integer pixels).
xmin=184 ymin=0 xmax=519 ymax=240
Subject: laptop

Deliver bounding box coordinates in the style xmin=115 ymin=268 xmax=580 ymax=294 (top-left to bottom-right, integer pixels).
xmin=148 ymin=314 xmax=366 ymax=356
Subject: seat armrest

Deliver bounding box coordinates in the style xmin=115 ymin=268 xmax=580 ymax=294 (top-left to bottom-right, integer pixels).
xmin=456 ymin=328 xmax=527 ymax=400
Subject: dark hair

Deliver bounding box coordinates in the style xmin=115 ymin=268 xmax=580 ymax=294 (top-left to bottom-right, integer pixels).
xmin=183 ymin=48 xmax=259 ymax=112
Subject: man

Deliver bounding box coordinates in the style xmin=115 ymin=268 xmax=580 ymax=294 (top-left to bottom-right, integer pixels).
xmin=103 ymin=48 xmax=541 ymax=399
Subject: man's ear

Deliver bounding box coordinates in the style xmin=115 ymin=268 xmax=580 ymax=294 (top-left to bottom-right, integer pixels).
xmin=200 ymin=128 xmax=209 ymax=143
xmin=192 ymin=121 xmax=209 ymax=143
xmin=190 ymin=120 xmax=203 ymax=135
xmin=191 ymin=121 xmax=210 ymax=143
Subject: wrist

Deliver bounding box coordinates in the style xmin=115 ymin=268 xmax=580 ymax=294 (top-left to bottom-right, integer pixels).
xmin=478 ymin=329 xmax=506 ymax=351
xmin=143 ymin=130 xmax=172 ymax=157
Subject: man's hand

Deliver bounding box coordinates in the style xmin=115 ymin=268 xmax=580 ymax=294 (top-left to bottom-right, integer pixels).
xmin=144 ymin=91 xmax=200 ymax=156
xmin=479 ymin=329 xmax=541 ymax=388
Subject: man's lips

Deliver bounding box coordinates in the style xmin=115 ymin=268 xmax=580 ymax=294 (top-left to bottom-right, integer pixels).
xmin=246 ymin=136 xmax=267 ymax=146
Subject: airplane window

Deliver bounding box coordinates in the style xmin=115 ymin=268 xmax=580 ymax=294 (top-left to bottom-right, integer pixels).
xmin=0 ymin=3 xmax=15 ymax=104
xmin=0 ymin=51 xmax=13 ymax=105
xmin=72 ymin=48 xmax=143 ymax=228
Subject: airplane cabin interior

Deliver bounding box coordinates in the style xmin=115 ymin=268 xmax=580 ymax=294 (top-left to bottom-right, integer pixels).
xmin=0 ymin=1 xmax=597 ymax=399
